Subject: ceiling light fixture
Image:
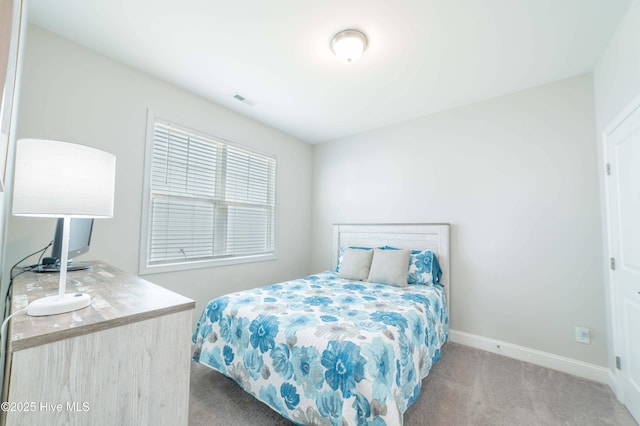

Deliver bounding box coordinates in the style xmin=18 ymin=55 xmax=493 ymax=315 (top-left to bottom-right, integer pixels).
xmin=331 ymin=29 xmax=367 ymax=64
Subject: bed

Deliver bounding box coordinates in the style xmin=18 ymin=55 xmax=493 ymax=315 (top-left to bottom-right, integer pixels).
xmin=192 ymin=223 xmax=450 ymax=425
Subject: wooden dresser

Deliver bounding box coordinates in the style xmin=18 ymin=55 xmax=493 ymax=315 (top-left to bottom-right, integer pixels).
xmin=2 ymin=261 xmax=195 ymax=425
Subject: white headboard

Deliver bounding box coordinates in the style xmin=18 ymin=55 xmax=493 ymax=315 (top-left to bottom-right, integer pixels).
xmin=333 ymin=223 xmax=451 ymax=305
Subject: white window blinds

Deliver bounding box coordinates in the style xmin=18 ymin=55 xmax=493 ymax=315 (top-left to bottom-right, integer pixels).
xmin=143 ymin=119 xmax=276 ymax=270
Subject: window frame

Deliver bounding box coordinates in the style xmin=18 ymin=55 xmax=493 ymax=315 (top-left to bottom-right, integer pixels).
xmin=139 ymin=110 xmax=278 ymax=275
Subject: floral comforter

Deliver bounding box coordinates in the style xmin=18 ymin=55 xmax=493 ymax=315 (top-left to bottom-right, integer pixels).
xmin=192 ymin=271 xmax=448 ymax=425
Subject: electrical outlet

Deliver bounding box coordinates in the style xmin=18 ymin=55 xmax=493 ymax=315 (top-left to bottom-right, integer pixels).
xmin=575 ymin=326 xmax=591 ymax=344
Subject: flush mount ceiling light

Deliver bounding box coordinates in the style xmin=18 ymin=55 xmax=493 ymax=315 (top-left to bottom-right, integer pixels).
xmin=331 ymin=29 xmax=368 ymax=64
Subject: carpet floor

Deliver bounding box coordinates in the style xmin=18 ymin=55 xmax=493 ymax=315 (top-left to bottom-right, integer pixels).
xmin=188 ymin=342 xmax=637 ymax=426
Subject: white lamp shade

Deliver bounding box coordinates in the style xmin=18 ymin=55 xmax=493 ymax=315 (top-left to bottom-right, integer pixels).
xmin=12 ymin=139 xmax=116 ymax=218
xmin=331 ymin=29 xmax=368 ymax=63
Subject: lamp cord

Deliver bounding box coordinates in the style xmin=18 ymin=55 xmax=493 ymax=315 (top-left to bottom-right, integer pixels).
xmin=3 ymin=241 xmax=52 ymax=321
xmin=1 ymin=308 xmax=28 ymax=358
xmin=9 ymin=240 xmax=52 ymax=280
xmin=1 ymin=244 xmax=50 ymax=357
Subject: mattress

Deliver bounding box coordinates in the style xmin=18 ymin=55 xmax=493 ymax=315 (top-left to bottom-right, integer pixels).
xmin=192 ymin=271 xmax=448 ymax=425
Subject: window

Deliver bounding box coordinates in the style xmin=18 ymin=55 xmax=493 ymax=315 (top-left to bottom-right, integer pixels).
xmin=140 ymin=115 xmax=276 ymax=273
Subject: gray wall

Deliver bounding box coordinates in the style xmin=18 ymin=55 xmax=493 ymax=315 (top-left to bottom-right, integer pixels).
xmin=5 ymin=25 xmax=313 ymax=323
xmin=311 ymin=74 xmax=607 ymax=366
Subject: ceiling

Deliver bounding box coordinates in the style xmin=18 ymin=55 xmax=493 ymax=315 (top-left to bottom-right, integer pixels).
xmin=28 ymin=0 xmax=631 ymax=144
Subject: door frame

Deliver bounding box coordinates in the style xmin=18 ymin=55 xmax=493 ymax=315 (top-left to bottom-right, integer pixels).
xmin=602 ymin=90 xmax=640 ymax=404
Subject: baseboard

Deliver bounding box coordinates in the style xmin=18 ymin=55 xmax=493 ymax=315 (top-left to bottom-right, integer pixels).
xmin=608 ymin=370 xmax=620 ymax=400
xmin=449 ymin=329 xmax=611 ymax=384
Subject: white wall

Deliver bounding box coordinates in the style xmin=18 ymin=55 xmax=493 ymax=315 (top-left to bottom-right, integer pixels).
xmin=593 ymin=0 xmax=640 ymax=131
xmin=5 ymin=25 xmax=313 ymax=323
xmin=593 ymin=0 xmax=640 ymax=374
xmin=312 ymin=74 xmax=607 ymax=366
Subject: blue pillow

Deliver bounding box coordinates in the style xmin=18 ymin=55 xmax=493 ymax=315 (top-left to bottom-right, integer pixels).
xmin=336 ymin=246 xmax=374 ymax=272
xmin=382 ymin=246 xmax=442 ymax=285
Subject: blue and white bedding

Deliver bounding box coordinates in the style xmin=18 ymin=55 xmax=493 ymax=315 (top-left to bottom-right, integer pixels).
xmin=192 ymin=271 xmax=448 ymax=425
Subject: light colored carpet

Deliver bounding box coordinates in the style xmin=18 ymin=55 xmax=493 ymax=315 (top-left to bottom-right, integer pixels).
xmin=188 ymin=342 xmax=637 ymax=426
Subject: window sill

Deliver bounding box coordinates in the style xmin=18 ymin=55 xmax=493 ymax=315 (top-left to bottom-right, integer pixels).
xmin=139 ymin=252 xmax=277 ymax=275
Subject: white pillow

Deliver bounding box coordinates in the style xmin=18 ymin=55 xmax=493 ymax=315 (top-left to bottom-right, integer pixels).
xmin=338 ymin=248 xmax=374 ymax=281
xmin=367 ymin=248 xmax=410 ymax=287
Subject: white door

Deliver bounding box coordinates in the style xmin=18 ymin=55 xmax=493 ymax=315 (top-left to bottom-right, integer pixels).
xmin=608 ymin=102 xmax=640 ymax=424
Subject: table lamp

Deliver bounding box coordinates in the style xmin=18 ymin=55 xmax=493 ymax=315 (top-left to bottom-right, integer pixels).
xmin=12 ymin=138 xmax=116 ymax=316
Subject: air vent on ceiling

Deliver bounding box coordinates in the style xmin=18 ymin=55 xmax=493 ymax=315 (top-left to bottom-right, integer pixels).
xmin=232 ymin=93 xmax=254 ymax=106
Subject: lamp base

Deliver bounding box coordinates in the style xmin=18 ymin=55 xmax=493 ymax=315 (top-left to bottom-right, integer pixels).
xmin=27 ymin=293 xmax=91 ymax=316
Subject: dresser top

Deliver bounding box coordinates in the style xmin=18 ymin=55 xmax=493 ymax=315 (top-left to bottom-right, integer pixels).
xmin=9 ymin=261 xmax=195 ymax=352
